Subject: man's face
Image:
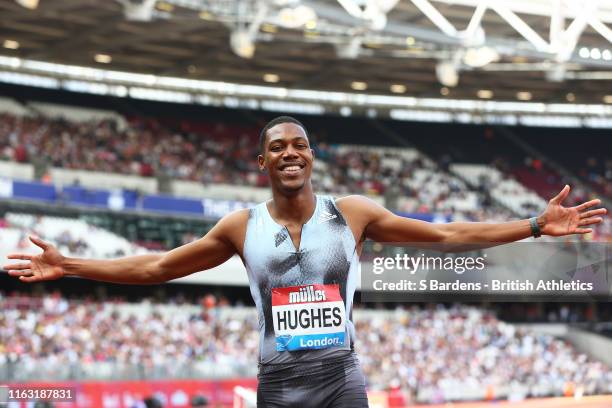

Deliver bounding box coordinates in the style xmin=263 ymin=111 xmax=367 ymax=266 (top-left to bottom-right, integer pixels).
xmin=258 ymin=122 xmax=314 ymax=194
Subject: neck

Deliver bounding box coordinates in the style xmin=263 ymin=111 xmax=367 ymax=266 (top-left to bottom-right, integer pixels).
xmin=269 ymin=182 xmax=316 ymax=224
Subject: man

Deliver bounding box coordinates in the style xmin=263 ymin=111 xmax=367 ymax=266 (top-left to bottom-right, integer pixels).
xmin=4 ymin=116 xmax=607 ymax=408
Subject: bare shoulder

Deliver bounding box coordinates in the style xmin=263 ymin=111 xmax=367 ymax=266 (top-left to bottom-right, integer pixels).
xmin=211 ymin=208 xmax=250 ymax=250
xmin=335 ymin=194 xmax=385 ymax=216
xmin=335 ymin=195 xmax=388 ymax=242
xmin=218 ymin=208 xmax=251 ymax=229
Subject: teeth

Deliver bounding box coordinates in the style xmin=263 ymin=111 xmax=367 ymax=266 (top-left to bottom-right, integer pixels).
xmin=284 ymin=166 xmax=300 ymax=171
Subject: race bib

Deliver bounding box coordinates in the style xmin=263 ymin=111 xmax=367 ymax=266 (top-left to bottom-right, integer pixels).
xmin=272 ymin=284 xmax=346 ymax=351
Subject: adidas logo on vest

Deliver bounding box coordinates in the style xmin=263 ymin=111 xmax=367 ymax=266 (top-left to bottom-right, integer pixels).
xmin=318 ymin=210 xmax=338 ymax=223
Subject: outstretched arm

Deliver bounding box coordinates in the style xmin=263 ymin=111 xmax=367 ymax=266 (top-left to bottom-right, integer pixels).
xmin=3 ymin=210 xmax=248 ymax=284
xmin=337 ymin=185 xmax=606 ymax=251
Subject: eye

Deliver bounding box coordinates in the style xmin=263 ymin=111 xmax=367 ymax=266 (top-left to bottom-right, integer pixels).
xmin=270 ymin=145 xmax=282 ymax=152
xmin=296 ymin=144 xmax=307 ymax=149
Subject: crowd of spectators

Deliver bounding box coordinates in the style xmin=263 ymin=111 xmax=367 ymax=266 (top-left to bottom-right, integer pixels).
xmin=0 ymin=292 xmax=259 ymax=381
xmin=580 ymin=156 xmax=612 ymax=198
xmin=1 ymin=293 xmax=610 ymax=402
xmin=0 ymin=112 xmax=514 ymax=219
xmin=1 ymin=111 xmax=610 ymax=233
xmin=358 ymin=305 xmax=611 ymax=400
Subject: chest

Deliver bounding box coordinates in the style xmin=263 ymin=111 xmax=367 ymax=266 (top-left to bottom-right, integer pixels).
xmin=258 ymin=222 xmax=351 ymax=288
xmin=244 ymin=208 xmax=355 ymax=290
xmin=284 ymin=223 xmax=304 ymax=251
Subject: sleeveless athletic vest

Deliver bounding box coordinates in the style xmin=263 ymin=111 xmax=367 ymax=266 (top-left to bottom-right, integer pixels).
xmin=243 ymin=195 xmax=359 ymax=365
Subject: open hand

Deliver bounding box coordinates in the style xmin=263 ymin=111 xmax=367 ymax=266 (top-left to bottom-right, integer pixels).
xmin=3 ymin=236 xmax=66 ymax=283
xmin=539 ymin=185 xmax=607 ymax=236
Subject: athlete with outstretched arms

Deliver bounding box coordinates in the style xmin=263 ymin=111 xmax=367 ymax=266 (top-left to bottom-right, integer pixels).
xmin=4 ymin=116 xmax=607 ymax=407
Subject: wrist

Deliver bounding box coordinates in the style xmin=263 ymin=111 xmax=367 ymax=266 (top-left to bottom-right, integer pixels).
xmin=60 ymin=256 xmax=75 ymax=277
xmin=529 ymin=216 xmax=543 ymax=238
xmin=536 ymin=215 xmax=546 ymax=229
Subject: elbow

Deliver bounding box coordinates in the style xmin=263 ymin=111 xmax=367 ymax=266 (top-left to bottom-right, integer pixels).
xmin=144 ymin=256 xmax=169 ymax=284
xmin=434 ymin=227 xmax=463 ymax=253
xmin=436 ymin=226 xmax=454 ymax=244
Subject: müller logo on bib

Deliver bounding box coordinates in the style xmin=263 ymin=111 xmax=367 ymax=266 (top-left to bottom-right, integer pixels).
xmin=272 ymin=284 xmax=346 ymax=351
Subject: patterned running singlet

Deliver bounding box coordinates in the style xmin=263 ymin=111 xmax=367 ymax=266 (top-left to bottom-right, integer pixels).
xmin=243 ymin=195 xmax=359 ymax=365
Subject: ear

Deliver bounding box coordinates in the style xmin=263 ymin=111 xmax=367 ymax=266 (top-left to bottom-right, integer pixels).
xmin=258 ymin=154 xmax=266 ymax=171
xmin=310 ymin=148 xmax=315 ymax=161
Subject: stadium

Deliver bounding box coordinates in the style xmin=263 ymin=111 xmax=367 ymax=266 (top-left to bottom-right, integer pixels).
xmin=0 ymin=0 xmax=611 ymax=407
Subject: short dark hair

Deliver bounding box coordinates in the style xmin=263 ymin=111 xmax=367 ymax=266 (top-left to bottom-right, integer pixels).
xmin=259 ymin=116 xmax=309 ymax=152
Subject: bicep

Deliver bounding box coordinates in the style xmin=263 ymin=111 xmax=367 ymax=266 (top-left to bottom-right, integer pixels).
xmin=157 ymin=212 xmax=245 ymax=280
xmin=365 ymin=204 xmax=448 ymax=244
xmin=159 ymin=232 xmax=235 ymax=280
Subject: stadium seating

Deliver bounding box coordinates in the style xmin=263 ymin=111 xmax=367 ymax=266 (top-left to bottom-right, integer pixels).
xmin=0 ymin=97 xmax=29 ymax=116
xmin=1 ymin=101 xmax=610 ymax=239
xmin=0 ymin=109 xmax=517 ymax=220
xmin=1 ymin=294 xmax=610 ymax=403
xmin=451 ymin=164 xmax=547 ymax=217
xmin=2 ymin=213 xmax=149 ymax=259
xmin=27 ymin=101 xmax=128 ymax=130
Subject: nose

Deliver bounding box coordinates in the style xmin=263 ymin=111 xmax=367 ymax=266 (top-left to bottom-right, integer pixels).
xmin=282 ymin=144 xmax=299 ymax=159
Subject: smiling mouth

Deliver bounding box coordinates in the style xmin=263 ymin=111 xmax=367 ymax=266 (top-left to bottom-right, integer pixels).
xmin=279 ymin=164 xmax=305 ymax=175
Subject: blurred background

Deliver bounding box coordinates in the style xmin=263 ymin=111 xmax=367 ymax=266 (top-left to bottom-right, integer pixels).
xmin=0 ymin=0 xmax=611 ymax=407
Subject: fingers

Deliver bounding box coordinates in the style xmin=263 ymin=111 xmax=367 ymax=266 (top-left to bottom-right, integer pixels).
xmin=29 ymin=235 xmax=50 ymax=250
xmin=19 ymin=275 xmax=41 ymax=283
xmin=579 ymin=217 xmax=603 ymax=226
xmin=574 ymin=228 xmax=593 ymax=235
xmin=575 ymin=199 xmax=602 ymax=212
xmin=579 ymin=208 xmax=607 ymax=219
xmin=550 ymin=185 xmax=570 ymax=205
xmin=3 ymin=262 xmax=31 ymax=271
xmin=8 ymin=269 xmax=32 ymax=277
xmin=4 ymin=256 xmax=33 ymax=274
xmin=7 ymin=254 xmax=33 ymax=260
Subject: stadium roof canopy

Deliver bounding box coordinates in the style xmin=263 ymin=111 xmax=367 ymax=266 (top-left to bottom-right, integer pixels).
xmin=0 ymin=0 xmax=611 ymax=104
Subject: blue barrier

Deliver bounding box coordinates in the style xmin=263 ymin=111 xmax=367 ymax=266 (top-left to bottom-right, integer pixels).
xmin=0 ymin=179 xmax=450 ymax=222
xmin=143 ymin=194 xmax=204 ymax=214
xmin=63 ymin=186 xmax=111 ymax=207
xmin=12 ymin=181 xmax=56 ymax=202
xmin=62 ymin=186 xmax=140 ymax=210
